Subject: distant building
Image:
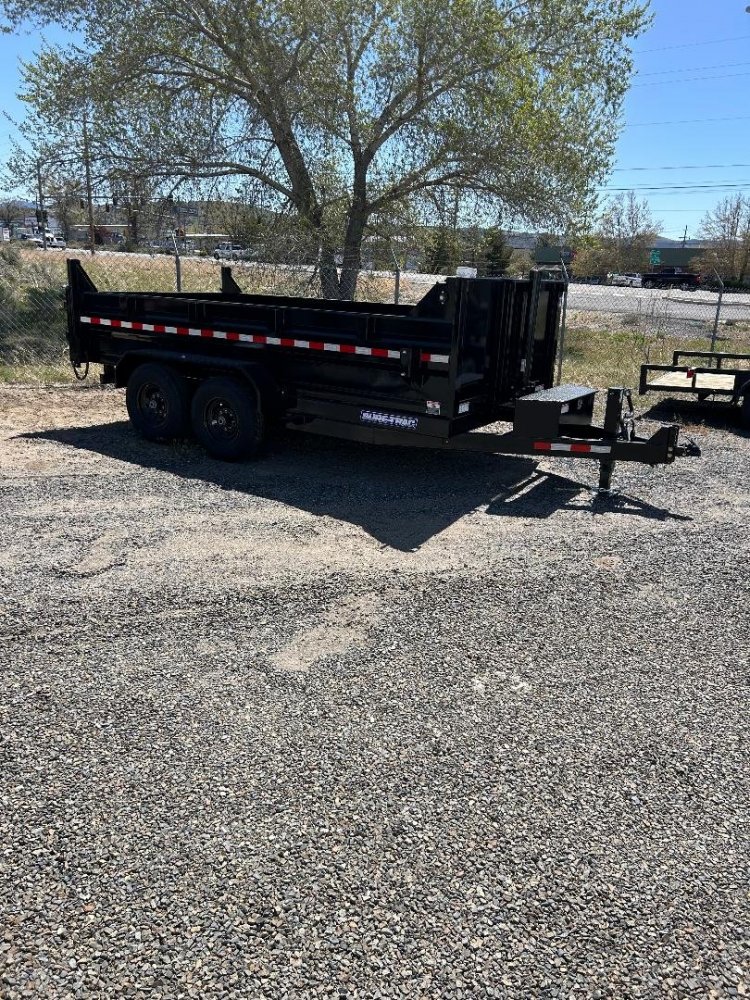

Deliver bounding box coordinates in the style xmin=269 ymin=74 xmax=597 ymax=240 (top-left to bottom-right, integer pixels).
xmin=645 ymin=246 xmax=707 ymax=270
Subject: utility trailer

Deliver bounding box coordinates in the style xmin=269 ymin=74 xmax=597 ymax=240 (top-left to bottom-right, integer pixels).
xmin=65 ymin=260 xmax=698 ymax=490
xmin=640 ymin=350 xmax=750 ymax=428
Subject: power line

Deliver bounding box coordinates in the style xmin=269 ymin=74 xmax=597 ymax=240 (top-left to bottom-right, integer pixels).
xmin=624 ymin=115 xmax=750 ymax=127
xmin=634 ymin=33 xmax=750 ymax=54
xmin=632 ymin=70 xmax=750 ymax=87
xmin=600 ymin=183 xmax=750 ymax=192
xmin=613 ymin=163 xmax=750 ymax=172
xmin=637 ymin=60 xmax=750 ymax=77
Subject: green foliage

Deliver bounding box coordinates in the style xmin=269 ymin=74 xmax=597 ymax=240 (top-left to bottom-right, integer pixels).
xmin=2 ymin=0 xmax=650 ymax=298
xmin=481 ymin=228 xmax=513 ymax=276
xmin=505 ymin=249 xmax=533 ymax=277
xmin=423 ymin=227 xmax=462 ymax=275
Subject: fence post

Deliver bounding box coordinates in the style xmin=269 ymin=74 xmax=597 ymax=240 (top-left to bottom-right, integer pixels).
xmin=389 ymin=240 xmax=400 ymax=304
xmin=556 ymin=256 xmax=570 ymax=385
xmin=173 ymin=234 xmax=182 ymax=292
xmin=710 ymin=268 xmax=724 ymax=353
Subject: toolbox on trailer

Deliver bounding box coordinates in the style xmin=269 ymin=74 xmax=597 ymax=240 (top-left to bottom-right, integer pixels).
xmin=66 ymin=260 xmax=699 ymax=489
xmin=640 ymin=350 xmax=750 ymax=427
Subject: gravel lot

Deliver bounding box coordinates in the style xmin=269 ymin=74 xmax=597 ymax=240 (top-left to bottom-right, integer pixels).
xmin=1 ymin=385 xmax=749 ymax=999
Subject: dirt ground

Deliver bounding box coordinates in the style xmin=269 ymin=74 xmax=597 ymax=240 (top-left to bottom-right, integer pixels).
xmin=1 ymin=383 xmax=749 ymax=998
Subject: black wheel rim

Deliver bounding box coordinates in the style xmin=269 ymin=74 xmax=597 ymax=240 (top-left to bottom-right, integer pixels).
xmin=137 ymin=382 xmax=169 ymax=428
xmin=204 ymin=397 xmax=240 ymax=442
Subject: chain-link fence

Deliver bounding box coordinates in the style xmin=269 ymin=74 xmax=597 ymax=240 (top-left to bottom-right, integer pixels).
xmin=557 ymin=279 xmax=750 ymax=390
xmin=1 ymin=243 xmax=749 ymax=389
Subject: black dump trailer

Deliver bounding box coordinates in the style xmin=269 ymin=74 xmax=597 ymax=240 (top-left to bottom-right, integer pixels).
xmin=65 ymin=260 xmax=698 ymax=490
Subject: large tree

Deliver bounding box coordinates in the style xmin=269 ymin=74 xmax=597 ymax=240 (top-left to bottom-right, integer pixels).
xmin=597 ymin=190 xmax=660 ymax=273
xmin=695 ymin=194 xmax=750 ymax=285
xmin=2 ymin=0 xmax=649 ymax=298
xmin=0 ymin=199 xmax=25 ymax=229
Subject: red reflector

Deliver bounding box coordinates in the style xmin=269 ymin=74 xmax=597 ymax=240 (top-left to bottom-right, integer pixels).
xmin=533 ymin=441 xmax=552 ymax=451
xmin=570 ymin=443 xmax=592 ymax=454
xmin=686 ymin=369 xmax=695 ymax=378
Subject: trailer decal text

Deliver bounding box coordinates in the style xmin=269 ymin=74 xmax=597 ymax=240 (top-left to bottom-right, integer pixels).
xmin=360 ymin=410 xmax=419 ymax=431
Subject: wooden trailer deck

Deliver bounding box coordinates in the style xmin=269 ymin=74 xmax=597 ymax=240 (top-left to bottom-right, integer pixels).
xmin=645 ymin=370 xmax=738 ymax=394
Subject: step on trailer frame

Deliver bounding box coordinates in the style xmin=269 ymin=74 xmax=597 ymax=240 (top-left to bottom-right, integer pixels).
xmin=66 ymin=260 xmax=699 ymax=490
xmin=640 ymin=349 xmax=750 ymax=427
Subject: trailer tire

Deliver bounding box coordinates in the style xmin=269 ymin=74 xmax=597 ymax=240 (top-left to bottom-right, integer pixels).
xmin=126 ymin=363 xmax=191 ymax=441
xmin=191 ymin=376 xmax=265 ymax=461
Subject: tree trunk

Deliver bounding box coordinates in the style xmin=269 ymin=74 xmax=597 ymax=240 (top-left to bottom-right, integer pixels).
xmin=337 ymin=199 xmax=368 ymax=301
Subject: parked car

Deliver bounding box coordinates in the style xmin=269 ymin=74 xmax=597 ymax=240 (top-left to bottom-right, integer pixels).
xmin=146 ymin=239 xmax=177 ymax=253
xmin=641 ymin=268 xmax=701 ymax=291
xmin=214 ymin=242 xmax=251 ymax=261
xmin=30 ymin=233 xmax=67 ymax=249
xmin=607 ymin=272 xmax=642 ymax=288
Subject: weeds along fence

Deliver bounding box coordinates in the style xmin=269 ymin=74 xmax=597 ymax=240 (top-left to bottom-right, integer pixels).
xmin=1 ymin=243 xmax=749 ymax=388
xmin=559 ymin=281 xmax=750 ymax=390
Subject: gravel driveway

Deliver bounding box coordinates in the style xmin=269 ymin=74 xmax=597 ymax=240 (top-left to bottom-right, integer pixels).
xmin=1 ymin=385 xmax=749 ymax=999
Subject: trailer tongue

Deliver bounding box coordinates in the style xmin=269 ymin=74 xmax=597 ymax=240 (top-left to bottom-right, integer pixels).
xmin=65 ymin=260 xmax=698 ymax=490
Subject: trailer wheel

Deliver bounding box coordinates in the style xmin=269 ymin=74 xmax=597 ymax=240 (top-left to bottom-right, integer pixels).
xmin=126 ymin=363 xmax=191 ymax=441
xmin=643 ymin=280 xmax=654 ymax=289
xmin=191 ymin=376 xmax=265 ymax=461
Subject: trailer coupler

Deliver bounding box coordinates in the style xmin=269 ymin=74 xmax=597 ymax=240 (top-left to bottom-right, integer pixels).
xmin=457 ymin=385 xmax=701 ymax=491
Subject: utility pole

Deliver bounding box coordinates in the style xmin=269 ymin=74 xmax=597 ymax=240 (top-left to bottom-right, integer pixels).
xmin=82 ymin=111 xmax=96 ymax=255
xmin=682 ymin=226 xmax=688 ymax=248
xmin=36 ymin=160 xmax=48 ymax=249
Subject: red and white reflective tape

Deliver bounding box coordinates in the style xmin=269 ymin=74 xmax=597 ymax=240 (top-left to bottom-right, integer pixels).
xmin=79 ymin=315 xmax=450 ymax=365
xmin=534 ymin=441 xmax=612 ymax=455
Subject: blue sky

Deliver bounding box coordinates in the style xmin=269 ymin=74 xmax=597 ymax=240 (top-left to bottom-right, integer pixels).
xmin=1 ymin=2 xmax=750 ymax=239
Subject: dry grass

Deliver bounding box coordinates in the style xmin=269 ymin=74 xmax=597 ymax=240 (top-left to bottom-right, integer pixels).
xmin=2 ymin=247 xmax=748 ymax=392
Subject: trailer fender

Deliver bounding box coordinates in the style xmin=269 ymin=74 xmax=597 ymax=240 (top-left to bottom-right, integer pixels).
xmin=114 ymin=350 xmax=283 ymax=416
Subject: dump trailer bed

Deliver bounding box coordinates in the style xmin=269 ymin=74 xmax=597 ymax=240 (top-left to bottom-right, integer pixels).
xmin=66 ymin=260 xmax=698 ymax=489
xmin=640 ymin=350 xmax=750 ymax=427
